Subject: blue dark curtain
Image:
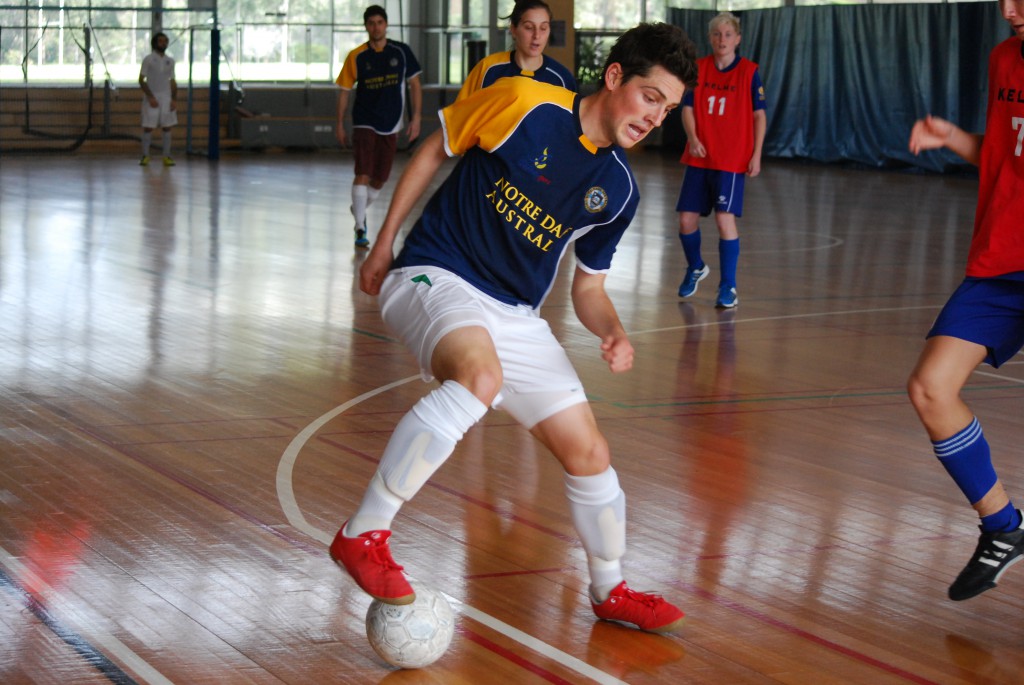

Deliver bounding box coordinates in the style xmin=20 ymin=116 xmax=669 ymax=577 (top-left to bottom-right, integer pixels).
xmin=667 ymin=4 xmax=1009 ymax=172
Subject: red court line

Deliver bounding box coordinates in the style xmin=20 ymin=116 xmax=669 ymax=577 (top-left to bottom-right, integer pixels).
xmin=458 ymin=625 xmax=577 ymax=685
xmin=678 ymin=582 xmax=941 ymax=685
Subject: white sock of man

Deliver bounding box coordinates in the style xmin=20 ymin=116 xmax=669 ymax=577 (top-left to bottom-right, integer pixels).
xmin=348 ymin=380 xmax=487 ymax=535
xmin=564 ymin=466 xmax=626 ymax=602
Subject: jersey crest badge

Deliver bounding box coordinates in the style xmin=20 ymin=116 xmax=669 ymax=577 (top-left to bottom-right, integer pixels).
xmin=534 ymin=147 xmax=549 ymax=170
xmin=583 ymin=186 xmax=608 ymax=213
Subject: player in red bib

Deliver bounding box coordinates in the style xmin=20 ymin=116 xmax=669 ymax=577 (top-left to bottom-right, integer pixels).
xmin=674 ymin=12 xmax=766 ymax=308
xmin=906 ymin=0 xmax=1024 ymax=602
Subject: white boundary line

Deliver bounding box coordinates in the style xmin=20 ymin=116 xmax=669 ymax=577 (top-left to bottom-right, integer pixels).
xmin=275 ymin=302 xmax=1020 ymax=683
xmin=275 ymin=375 xmax=629 ymax=685
xmin=0 ymin=545 xmax=175 ymax=685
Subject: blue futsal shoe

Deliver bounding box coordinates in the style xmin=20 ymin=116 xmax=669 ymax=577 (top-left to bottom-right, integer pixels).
xmin=677 ymin=265 xmax=709 ymax=298
xmin=715 ymin=285 xmax=738 ymax=308
xmin=354 ymin=221 xmax=370 ymax=248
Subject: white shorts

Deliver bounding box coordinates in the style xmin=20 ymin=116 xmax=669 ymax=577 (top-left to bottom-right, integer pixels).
xmin=380 ymin=266 xmax=587 ymax=428
xmin=141 ymin=97 xmax=178 ymax=129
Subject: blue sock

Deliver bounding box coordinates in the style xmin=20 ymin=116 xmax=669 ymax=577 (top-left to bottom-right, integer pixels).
xmin=679 ymin=231 xmax=703 ymax=271
xmin=933 ymin=418 xmax=1017 ymax=531
xmin=981 ymin=503 xmax=1022 ymax=533
xmin=719 ymin=237 xmax=740 ymax=289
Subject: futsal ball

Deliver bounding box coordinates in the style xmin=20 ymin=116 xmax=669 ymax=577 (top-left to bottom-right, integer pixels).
xmin=365 ymin=584 xmax=456 ymax=669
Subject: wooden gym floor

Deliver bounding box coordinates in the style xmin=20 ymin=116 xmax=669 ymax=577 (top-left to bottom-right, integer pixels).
xmin=1 ymin=147 xmax=1022 ymax=684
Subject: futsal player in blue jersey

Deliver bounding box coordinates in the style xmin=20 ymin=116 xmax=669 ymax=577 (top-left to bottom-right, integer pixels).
xmin=330 ymin=23 xmax=699 ymax=633
xmin=457 ymin=0 xmax=576 ymax=101
xmin=335 ymin=6 xmax=422 ymax=248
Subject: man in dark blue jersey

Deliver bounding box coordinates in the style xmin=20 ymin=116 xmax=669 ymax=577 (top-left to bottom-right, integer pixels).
xmin=331 ymin=23 xmax=698 ymax=634
xmin=335 ymin=5 xmax=422 ymax=248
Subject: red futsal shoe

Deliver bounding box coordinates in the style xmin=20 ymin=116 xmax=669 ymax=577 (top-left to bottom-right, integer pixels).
xmin=329 ymin=524 xmax=415 ymax=605
xmin=591 ymin=581 xmax=685 ymax=633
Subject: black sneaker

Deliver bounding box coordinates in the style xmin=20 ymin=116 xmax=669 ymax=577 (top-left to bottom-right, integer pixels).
xmin=948 ymin=512 xmax=1024 ymax=601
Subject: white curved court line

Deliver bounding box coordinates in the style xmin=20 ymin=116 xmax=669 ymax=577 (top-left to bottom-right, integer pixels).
xmin=276 ymin=375 xmax=421 ymax=545
xmin=276 ymin=303 xmax=1021 ymax=683
xmin=276 ymin=375 xmax=628 ymax=685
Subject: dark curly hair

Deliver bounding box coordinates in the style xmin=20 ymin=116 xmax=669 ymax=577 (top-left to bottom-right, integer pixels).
xmin=150 ymin=32 xmax=168 ymax=51
xmin=363 ymin=5 xmax=387 ymax=23
xmin=601 ymin=23 xmax=698 ymax=91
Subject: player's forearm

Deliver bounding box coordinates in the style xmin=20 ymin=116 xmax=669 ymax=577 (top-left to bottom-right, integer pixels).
xmin=376 ymin=130 xmax=446 ymax=248
xmin=947 ymin=127 xmax=983 ymax=166
xmin=571 ymin=270 xmax=625 ymax=340
xmin=336 ymin=91 xmax=350 ymax=125
xmin=680 ymin=107 xmax=698 ymax=141
xmin=752 ymin=110 xmax=767 ymax=157
xmin=409 ymin=77 xmax=423 ymax=122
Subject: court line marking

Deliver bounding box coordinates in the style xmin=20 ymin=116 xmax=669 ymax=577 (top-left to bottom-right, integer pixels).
xmin=0 ymin=544 xmax=175 ymax=685
xmin=629 ymin=303 xmax=942 ymax=337
xmin=275 ymin=376 xmax=627 ymax=685
xmin=276 ymin=302 xmax=1016 ymax=683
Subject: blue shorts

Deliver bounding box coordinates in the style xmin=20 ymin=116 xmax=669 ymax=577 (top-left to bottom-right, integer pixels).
xmin=927 ymin=277 xmax=1024 ymax=368
xmin=676 ymin=166 xmax=746 ymax=218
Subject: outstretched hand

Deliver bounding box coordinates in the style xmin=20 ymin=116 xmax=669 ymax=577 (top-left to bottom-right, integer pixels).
xmin=908 ymin=115 xmax=954 ymax=155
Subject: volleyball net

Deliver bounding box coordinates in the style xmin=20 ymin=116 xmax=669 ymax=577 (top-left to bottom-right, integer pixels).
xmin=0 ymin=19 xmax=223 ymax=156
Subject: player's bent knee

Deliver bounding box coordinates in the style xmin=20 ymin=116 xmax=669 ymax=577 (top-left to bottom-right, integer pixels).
xmin=452 ymin=366 xmax=502 ymax=406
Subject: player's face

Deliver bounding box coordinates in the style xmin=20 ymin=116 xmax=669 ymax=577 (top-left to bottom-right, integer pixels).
xmin=364 ymin=15 xmax=388 ymax=43
xmin=510 ymin=8 xmax=551 ymax=60
xmin=602 ymin=64 xmax=685 ymax=149
xmin=154 ymin=35 xmax=169 ymax=53
xmin=1002 ymin=0 xmax=1024 ymax=38
xmin=709 ymin=24 xmax=741 ymax=60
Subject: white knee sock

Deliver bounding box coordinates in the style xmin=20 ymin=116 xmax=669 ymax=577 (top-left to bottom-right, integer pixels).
xmin=366 ymin=186 xmax=380 ymax=207
xmin=161 ymin=130 xmax=172 ymax=156
xmin=348 ymin=381 xmax=487 ymax=535
xmin=141 ymin=132 xmax=152 ymax=156
xmin=352 ymin=184 xmax=369 ymax=226
xmin=564 ymin=467 xmax=626 ymax=602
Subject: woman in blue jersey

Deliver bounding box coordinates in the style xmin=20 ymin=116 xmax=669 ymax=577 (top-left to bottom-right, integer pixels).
xmin=457 ymin=0 xmax=576 ymax=100
xmin=330 ymin=22 xmax=698 ymax=634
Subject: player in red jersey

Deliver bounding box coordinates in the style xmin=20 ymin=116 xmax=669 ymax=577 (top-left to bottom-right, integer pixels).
xmin=906 ymin=0 xmax=1024 ymax=602
xmin=675 ymin=11 xmax=766 ymax=308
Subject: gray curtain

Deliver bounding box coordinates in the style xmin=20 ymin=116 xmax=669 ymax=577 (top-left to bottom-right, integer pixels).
xmin=667 ymin=4 xmax=1009 ymax=172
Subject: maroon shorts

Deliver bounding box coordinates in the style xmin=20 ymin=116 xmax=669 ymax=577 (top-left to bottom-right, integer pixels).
xmin=352 ymin=128 xmax=398 ymax=184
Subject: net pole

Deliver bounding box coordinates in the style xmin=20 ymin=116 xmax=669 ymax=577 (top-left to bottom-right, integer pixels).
xmin=208 ymin=26 xmax=220 ymax=160
xmin=186 ymin=26 xmax=195 ymax=154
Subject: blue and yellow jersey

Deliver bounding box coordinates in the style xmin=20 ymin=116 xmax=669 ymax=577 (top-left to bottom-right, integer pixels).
xmin=336 ymin=39 xmax=421 ymax=134
xmin=394 ymin=78 xmax=639 ymax=309
xmin=457 ymin=51 xmax=577 ymax=101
